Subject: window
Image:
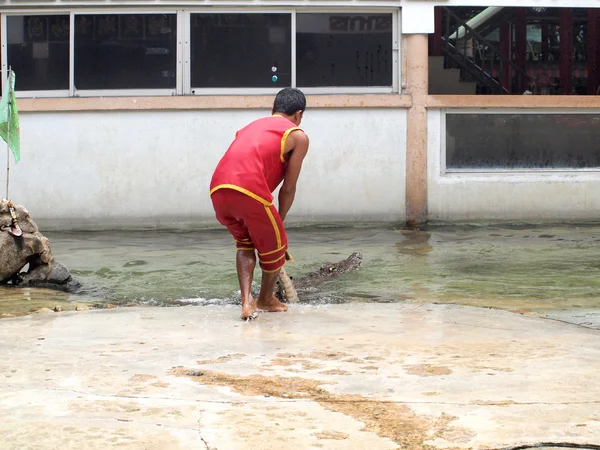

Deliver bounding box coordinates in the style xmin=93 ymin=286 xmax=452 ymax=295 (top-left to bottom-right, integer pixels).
xmin=74 ymin=14 xmax=177 ymax=91
xmin=296 ymin=13 xmax=393 ymax=87
xmin=445 ymin=112 xmax=600 ymax=170
xmin=190 ymin=13 xmax=291 ymax=89
xmin=2 ymin=8 xmax=398 ymax=96
xmin=6 ymin=15 xmax=70 ymax=91
xmin=431 ymin=7 xmax=599 ymax=95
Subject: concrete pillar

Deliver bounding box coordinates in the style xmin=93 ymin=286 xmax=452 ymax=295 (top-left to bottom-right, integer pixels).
xmin=405 ymin=34 xmax=428 ymax=227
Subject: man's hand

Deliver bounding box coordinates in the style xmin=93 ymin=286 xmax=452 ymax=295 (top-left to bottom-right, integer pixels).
xmin=279 ymin=130 xmax=309 ymax=222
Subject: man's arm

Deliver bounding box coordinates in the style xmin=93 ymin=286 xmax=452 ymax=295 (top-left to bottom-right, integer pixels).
xmin=278 ymin=130 xmax=310 ymax=222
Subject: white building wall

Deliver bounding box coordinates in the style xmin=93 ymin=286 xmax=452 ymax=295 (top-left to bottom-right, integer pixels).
xmin=3 ymin=108 xmax=407 ymax=229
xmin=427 ymin=109 xmax=600 ymax=222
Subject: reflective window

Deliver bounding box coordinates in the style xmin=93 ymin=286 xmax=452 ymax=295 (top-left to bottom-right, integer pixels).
xmin=74 ymin=14 xmax=177 ymax=90
xmin=296 ymin=13 xmax=393 ymax=87
xmin=446 ymin=113 xmax=600 ymax=170
xmin=7 ymin=15 xmax=70 ymax=91
xmin=190 ymin=13 xmax=291 ymax=89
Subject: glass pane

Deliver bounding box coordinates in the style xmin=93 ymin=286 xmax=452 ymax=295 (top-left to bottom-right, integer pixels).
xmin=7 ymin=15 xmax=70 ymax=91
xmin=74 ymin=14 xmax=177 ymax=90
xmin=432 ymin=7 xmax=599 ymax=95
xmin=190 ymin=13 xmax=291 ymax=88
xmin=446 ymin=113 xmax=600 ymax=170
xmin=296 ymin=13 xmax=393 ymax=87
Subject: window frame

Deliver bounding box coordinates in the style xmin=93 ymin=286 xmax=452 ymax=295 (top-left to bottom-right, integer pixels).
xmin=186 ymin=7 xmax=399 ymax=95
xmin=441 ymin=108 xmax=600 ymax=175
xmin=71 ymin=9 xmax=182 ymax=97
xmin=293 ymin=7 xmax=399 ymax=95
xmin=1 ymin=11 xmax=72 ymax=98
xmin=1 ymin=6 xmax=400 ymax=98
xmin=184 ymin=8 xmax=294 ymax=96
xmin=1 ymin=8 xmax=182 ymax=98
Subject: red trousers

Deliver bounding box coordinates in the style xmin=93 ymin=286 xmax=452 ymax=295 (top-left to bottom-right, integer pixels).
xmin=211 ymin=188 xmax=288 ymax=272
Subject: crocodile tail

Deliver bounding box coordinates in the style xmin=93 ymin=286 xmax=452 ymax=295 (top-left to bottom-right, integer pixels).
xmin=278 ymin=268 xmax=299 ymax=303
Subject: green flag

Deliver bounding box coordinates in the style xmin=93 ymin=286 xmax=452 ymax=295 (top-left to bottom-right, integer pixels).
xmin=0 ymin=71 xmax=20 ymax=164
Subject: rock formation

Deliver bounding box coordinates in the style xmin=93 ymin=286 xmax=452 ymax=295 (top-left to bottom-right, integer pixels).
xmin=0 ymin=199 xmax=79 ymax=290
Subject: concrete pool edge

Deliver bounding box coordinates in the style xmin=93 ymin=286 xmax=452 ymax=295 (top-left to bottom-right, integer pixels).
xmin=2 ymin=302 xmax=599 ymax=449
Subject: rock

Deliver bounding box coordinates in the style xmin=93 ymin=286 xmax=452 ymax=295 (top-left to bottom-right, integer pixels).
xmin=0 ymin=199 xmax=78 ymax=291
xmin=75 ymin=305 xmax=90 ymax=311
xmin=35 ymin=308 xmax=53 ymax=313
xmin=53 ymin=305 xmax=64 ymax=312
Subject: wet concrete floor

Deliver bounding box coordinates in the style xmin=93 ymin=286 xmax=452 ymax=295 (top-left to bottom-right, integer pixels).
xmin=2 ymin=303 xmax=600 ymax=449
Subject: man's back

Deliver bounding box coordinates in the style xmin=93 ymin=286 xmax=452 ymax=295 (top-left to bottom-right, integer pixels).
xmin=210 ymin=115 xmax=301 ymax=205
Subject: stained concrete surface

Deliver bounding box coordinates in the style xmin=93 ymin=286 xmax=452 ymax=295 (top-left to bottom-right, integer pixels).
xmin=1 ymin=303 xmax=600 ymax=449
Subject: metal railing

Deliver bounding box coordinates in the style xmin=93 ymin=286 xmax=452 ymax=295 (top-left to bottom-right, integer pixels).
xmin=440 ymin=6 xmax=534 ymax=94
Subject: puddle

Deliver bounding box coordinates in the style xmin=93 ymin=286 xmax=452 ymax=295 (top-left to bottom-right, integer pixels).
xmin=2 ymin=224 xmax=600 ymax=319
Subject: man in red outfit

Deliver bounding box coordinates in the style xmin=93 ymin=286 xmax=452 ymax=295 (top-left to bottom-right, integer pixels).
xmin=210 ymin=88 xmax=310 ymax=320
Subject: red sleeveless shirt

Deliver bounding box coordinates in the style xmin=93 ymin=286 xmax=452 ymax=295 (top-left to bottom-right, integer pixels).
xmin=210 ymin=115 xmax=301 ymax=205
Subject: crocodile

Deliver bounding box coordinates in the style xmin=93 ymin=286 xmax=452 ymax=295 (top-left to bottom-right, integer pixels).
xmin=275 ymin=252 xmax=363 ymax=303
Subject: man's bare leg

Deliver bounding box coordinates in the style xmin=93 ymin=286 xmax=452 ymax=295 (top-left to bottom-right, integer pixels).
xmin=236 ymin=250 xmax=257 ymax=320
xmin=256 ymin=269 xmax=288 ymax=313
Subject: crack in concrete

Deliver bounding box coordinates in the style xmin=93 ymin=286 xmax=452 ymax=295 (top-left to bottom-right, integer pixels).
xmin=448 ymin=321 xmax=526 ymax=332
xmin=198 ymin=431 xmax=210 ymax=450
xmin=441 ymin=307 xmax=600 ymax=333
xmin=109 ymin=417 xmax=198 ymax=433
xmin=495 ymin=443 xmax=600 ymax=450
xmin=541 ymin=316 xmax=600 ymax=331
xmin=197 ymin=412 xmax=213 ymax=450
xmin=6 ymin=386 xmax=599 ymax=408
xmin=12 ymin=413 xmax=200 ymax=433
xmin=29 ymin=386 xmax=202 ymax=403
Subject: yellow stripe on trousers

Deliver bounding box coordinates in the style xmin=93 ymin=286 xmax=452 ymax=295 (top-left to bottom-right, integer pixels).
xmin=264 ymin=205 xmax=282 ymax=249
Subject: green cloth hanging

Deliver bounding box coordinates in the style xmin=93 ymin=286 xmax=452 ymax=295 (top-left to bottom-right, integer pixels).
xmin=0 ymin=71 xmax=21 ymax=164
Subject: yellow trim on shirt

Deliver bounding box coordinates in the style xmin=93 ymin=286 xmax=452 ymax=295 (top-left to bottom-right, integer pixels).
xmin=280 ymin=127 xmax=301 ymax=163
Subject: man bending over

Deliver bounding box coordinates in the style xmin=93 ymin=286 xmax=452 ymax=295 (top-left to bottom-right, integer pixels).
xmin=210 ymin=88 xmax=310 ymax=320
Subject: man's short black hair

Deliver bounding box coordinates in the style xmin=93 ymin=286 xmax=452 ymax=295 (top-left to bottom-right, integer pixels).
xmin=272 ymin=88 xmax=306 ymax=116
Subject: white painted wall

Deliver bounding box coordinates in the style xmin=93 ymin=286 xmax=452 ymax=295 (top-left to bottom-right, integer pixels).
xmin=427 ymin=109 xmax=600 ymax=222
xmin=1 ymin=108 xmax=407 ymax=230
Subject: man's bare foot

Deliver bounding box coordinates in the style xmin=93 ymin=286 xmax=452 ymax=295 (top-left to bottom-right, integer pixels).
xmin=241 ymin=296 xmax=257 ymax=320
xmin=256 ymin=295 xmax=288 ymax=313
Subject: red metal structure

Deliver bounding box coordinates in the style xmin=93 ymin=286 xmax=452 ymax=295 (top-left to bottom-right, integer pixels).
xmin=429 ymin=6 xmax=600 ymax=95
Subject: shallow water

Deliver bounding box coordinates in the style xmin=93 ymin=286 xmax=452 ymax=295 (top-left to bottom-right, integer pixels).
xmin=3 ymin=223 xmax=600 ymax=316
